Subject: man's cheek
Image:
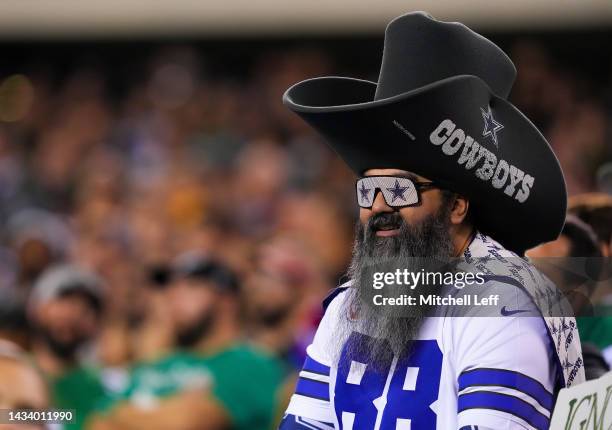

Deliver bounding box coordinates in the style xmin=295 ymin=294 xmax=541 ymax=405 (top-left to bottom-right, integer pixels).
xmin=398 ymin=207 xmax=421 ymax=226
xmin=398 ymin=195 xmax=444 ymax=226
xmin=359 ymin=209 xmax=372 ymax=225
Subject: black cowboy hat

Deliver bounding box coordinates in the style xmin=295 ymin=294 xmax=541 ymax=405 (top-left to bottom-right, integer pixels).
xmin=283 ymin=12 xmax=566 ymax=254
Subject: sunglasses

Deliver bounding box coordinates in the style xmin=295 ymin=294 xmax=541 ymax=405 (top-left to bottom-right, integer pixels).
xmin=356 ymin=176 xmax=439 ymax=209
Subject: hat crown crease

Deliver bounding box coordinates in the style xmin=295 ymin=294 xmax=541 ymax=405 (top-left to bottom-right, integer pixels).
xmin=374 ymin=12 xmax=517 ymax=101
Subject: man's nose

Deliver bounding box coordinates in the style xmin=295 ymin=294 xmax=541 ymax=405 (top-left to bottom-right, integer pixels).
xmin=371 ymin=190 xmax=394 ymax=214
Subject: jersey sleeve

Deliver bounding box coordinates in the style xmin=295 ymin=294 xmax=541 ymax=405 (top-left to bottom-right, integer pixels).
xmin=281 ymin=289 xmax=346 ymax=428
xmin=450 ymin=303 xmax=558 ymax=430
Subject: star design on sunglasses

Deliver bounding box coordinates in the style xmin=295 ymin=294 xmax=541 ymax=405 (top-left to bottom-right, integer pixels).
xmin=358 ymin=182 xmax=371 ymax=201
xmin=387 ymin=179 xmax=408 ymax=202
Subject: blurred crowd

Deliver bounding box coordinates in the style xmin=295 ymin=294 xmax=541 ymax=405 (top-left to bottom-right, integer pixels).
xmin=0 ymin=36 xmax=610 ymax=430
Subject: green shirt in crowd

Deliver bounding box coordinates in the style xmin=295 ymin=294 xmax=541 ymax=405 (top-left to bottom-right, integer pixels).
xmin=51 ymin=367 xmax=109 ymax=430
xmin=577 ymin=315 xmax=612 ymax=351
xmin=105 ymin=343 xmax=286 ymax=430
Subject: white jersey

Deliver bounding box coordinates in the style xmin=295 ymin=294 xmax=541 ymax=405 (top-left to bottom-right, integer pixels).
xmin=280 ymin=233 xmax=584 ymax=430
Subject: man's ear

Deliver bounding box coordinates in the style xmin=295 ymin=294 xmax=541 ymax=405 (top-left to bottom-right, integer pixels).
xmin=449 ymin=194 xmax=470 ymax=225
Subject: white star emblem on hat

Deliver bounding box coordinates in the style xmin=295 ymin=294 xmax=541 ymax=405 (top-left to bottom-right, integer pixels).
xmin=481 ymin=105 xmax=504 ymax=148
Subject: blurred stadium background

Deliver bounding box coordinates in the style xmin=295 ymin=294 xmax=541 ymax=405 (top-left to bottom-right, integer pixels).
xmin=0 ymin=1 xmax=610 ymax=429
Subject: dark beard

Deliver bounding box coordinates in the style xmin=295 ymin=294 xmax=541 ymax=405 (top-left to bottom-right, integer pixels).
xmin=338 ymin=203 xmax=454 ymax=367
xmin=33 ymin=326 xmax=86 ymax=362
xmin=175 ymin=311 xmax=215 ymax=348
xmin=255 ymin=305 xmax=292 ymax=328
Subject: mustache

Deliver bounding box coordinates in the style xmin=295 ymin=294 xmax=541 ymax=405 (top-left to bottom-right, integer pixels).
xmin=367 ymin=212 xmax=404 ymax=232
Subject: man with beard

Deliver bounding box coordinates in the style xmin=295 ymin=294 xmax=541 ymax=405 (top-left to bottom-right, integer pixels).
xmin=279 ymin=12 xmax=584 ymax=430
xmin=90 ymin=253 xmax=286 ymax=430
xmin=28 ymin=264 xmax=106 ymax=430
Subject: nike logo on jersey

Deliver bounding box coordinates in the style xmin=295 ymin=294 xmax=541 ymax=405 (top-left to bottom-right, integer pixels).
xmin=500 ymin=306 xmax=530 ymax=316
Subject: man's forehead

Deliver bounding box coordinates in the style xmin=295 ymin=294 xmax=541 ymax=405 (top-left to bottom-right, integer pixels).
xmin=363 ymin=168 xmax=430 ymax=182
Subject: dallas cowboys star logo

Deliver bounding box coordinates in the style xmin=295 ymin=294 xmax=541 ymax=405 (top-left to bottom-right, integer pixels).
xmin=481 ymin=105 xmax=504 ymax=148
xmin=359 ymin=182 xmax=371 ymax=202
xmin=386 ymin=179 xmax=408 ymax=202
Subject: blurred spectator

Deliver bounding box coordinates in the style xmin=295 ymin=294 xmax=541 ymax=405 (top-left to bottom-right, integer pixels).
xmin=245 ymin=235 xmax=333 ymax=369
xmin=527 ymin=215 xmax=605 ymax=312
xmin=0 ymin=286 xmax=28 ymax=348
xmin=7 ymin=209 xmax=72 ymax=290
xmin=569 ymin=192 xmax=612 ymax=257
xmin=527 ymin=215 xmax=611 ymax=378
xmin=568 ymin=193 xmax=612 ymax=367
xmin=89 ymin=253 xmax=287 ymax=430
xmin=0 ymin=340 xmax=49 ymax=430
xmin=27 ymin=265 xmax=111 ymax=430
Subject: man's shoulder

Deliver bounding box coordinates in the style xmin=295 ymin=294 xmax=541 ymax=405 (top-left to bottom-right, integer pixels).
xmin=135 ymin=350 xmax=194 ymax=368
xmin=54 ymin=365 xmax=102 ymax=383
xmin=51 ymin=365 xmax=106 ymax=401
xmin=218 ymin=343 xmax=280 ymax=362
xmin=322 ymin=281 xmax=352 ymax=313
xmin=208 ymin=343 xmax=287 ymax=378
xmin=467 ymin=232 xmax=556 ymax=299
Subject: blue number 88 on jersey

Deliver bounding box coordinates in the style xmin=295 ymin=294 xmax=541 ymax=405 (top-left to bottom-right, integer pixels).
xmin=334 ymin=332 xmax=443 ymax=429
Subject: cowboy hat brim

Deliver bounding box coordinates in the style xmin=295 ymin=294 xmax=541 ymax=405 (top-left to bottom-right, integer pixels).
xmin=283 ymin=75 xmax=566 ymax=253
